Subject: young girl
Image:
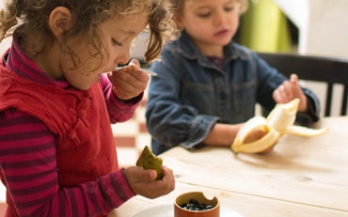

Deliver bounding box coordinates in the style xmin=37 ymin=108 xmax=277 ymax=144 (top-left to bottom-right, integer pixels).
xmin=0 ymin=0 xmax=175 ymax=216
xmin=146 ymin=0 xmax=321 ymax=155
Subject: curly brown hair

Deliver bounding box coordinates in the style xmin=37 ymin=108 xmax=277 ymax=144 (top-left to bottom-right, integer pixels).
xmin=0 ymin=0 xmax=175 ymax=64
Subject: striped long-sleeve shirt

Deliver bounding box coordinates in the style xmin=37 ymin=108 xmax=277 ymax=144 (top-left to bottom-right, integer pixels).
xmin=0 ymin=37 xmax=138 ymax=216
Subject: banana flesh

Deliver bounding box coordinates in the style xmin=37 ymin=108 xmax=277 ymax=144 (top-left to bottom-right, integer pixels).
xmin=231 ymin=98 xmax=328 ymax=154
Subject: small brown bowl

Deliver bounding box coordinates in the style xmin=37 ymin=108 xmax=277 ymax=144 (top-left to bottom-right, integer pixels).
xmin=174 ymin=191 xmax=220 ymax=217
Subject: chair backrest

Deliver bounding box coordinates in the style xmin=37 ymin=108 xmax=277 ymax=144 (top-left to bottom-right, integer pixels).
xmin=257 ymin=52 xmax=348 ymax=116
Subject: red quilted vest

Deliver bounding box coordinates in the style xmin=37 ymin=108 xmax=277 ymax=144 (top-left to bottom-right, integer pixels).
xmin=0 ymin=65 xmax=118 ymax=214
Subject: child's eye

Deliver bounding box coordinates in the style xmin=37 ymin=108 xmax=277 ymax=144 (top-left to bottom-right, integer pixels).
xmin=198 ymin=12 xmax=211 ymax=18
xmin=111 ymin=38 xmax=123 ymax=46
xmin=225 ymin=7 xmax=234 ymax=12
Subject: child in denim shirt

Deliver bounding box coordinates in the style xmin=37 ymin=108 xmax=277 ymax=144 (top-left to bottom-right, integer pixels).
xmin=146 ymin=0 xmax=320 ymax=155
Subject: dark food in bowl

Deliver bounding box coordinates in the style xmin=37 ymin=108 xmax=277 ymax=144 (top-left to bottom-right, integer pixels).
xmin=180 ymin=199 xmax=215 ymax=211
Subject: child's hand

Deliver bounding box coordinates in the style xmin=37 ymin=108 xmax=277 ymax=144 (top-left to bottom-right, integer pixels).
xmin=272 ymin=74 xmax=307 ymax=112
xmin=124 ymin=165 xmax=175 ymax=199
xmin=243 ymin=127 xmax=277 ymax=154
xmin=108 ymin=59 xmax=150 ymax=101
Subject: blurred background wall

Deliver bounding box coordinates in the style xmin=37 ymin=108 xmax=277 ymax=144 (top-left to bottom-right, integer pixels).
xmin=239 ymin=0 xmax=348 ymax=59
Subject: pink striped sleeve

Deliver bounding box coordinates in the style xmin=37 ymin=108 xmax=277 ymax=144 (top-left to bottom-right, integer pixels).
xmin=100 ymin=74 xmax=143 ymax=123
xmin=0 ymin=109 xmax=135 ymax=217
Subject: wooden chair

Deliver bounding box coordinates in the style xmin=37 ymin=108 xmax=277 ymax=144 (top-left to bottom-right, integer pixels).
xmin=257 ymin=52 xmax=348 ymax=116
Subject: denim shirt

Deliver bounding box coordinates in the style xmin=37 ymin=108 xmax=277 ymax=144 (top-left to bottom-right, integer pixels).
xmin=146 ymin=31 xmax=320 ymax=155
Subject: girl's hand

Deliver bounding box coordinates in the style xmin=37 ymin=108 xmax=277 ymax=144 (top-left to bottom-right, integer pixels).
xmin=273 ymin=74 xmax=308 ymax=112
xmin=108 ymin=59 xmax=150 ymax=101
xmin=124 ymin=166 xmax=175 ymax=199
xmin=243 ymin=127 xmax=277 ymax=155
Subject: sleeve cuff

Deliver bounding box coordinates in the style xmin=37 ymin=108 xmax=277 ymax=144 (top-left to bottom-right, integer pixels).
xmin=180 ymin=115 xmax=220 ymax=149
xmin=99 ymin=169 xmax=136 ymax=209
xmin=296 ymin=95 xmax=320 ymax=125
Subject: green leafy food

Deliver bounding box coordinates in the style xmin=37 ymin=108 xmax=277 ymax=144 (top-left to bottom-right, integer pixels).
xmin=136 ymin=146 xmax=163 ymax=180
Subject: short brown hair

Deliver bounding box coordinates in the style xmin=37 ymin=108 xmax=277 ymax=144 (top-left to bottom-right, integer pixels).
xmin=170 ymin=0 xmax=248 ymax=17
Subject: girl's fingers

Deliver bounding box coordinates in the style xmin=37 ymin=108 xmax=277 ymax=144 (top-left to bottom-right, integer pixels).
xmin=290 ymin=74 xmax=299 ymax=84
xmin=128 ymin=59 xmax=140 ymax=67
xmin=277 ymin=84 xmax=290 ymax=102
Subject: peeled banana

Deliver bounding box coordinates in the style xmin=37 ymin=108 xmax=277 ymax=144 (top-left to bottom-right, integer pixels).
xmin=231 ymin=98 xmax=328 ymax=154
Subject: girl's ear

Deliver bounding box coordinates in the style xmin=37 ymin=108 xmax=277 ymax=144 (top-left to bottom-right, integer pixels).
xmin=172 ymin=15 xmax=184 ymax=30
xmin=48 ymin=7 xmax=73 ymax=39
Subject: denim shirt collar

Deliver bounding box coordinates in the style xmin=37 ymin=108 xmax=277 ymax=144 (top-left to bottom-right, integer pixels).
xmin=175 ymin=30 xmax=249 ymax=63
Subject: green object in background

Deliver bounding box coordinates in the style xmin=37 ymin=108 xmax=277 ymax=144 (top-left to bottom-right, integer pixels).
xmin=239 ymin=0 xmax=292 ymax=53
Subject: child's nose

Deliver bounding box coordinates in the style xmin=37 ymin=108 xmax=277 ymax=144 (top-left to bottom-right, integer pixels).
xmin=114 ymin=48 xmax=130 ymax=66
xmin=214 ymin=11 xmax=226 ymax=26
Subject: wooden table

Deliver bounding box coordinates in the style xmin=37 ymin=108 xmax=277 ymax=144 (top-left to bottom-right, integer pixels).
xmin=110 ymin=117 xmax=348 ymax=217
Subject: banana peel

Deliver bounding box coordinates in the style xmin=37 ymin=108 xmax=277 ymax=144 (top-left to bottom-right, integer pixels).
xmin=136 ymin=146 xmax=163 ymax=180
xmin=231 ymin=98 xmax=328 ymax=154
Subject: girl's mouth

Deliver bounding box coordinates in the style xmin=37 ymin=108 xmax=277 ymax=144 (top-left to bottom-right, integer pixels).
xmin=214 ymin=29 xmax=229 ymax=37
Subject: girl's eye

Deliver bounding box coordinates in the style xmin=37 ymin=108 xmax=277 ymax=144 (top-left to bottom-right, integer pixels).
xmin=225 ymin=7 xmax=234 ymax=12
xmin=111 ymin=38 xmax=123 ymax=46
xmin=198 ymin=12 xmax=211 ymax=18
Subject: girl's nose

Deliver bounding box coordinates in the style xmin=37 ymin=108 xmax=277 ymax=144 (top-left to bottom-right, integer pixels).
xmin=115 ymin=47 xmax=131 ymax=65
xmin=214 ymin=11 xmax=226 ymax=26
